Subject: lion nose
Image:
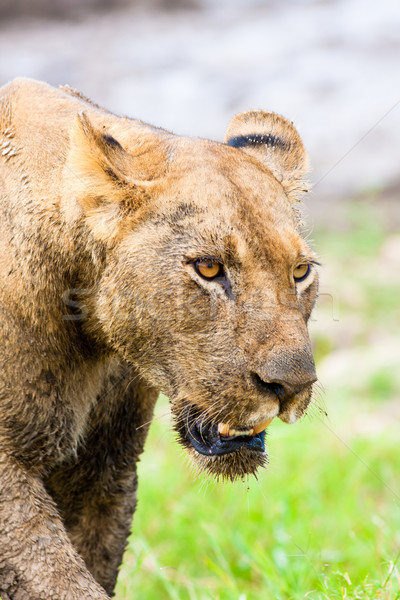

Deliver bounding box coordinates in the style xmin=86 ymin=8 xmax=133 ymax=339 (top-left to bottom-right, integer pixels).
xmin=251 ymin=372 xmax=316 ymax=400
xmin=251 ymin=351 xmax=317 ymax=401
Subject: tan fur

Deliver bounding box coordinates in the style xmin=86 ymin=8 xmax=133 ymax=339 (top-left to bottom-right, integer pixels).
xmin=224 ymin=110 xmax=310 ymax=201
xmin=0 ymin=78 xmax=318 ymax=599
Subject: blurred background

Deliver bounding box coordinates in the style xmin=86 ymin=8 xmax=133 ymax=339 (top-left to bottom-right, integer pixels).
xmin=1 ymin=1 xmax=399 ymax=598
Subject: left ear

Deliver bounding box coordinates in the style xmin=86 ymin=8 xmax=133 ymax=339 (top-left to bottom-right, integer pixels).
xmin=66 ymin=112 xmax=150 ymax=241
xmin=224 ymin=111 xmax=310 ymax=202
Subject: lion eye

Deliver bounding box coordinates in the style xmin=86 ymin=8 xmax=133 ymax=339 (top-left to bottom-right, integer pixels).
xmin=195 ymin=260 xmax=222 ymax=280
xmin=293 ymin=263 xmax=310 ymax=282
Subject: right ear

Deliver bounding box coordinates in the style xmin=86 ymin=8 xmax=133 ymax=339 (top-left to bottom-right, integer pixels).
xmin=224 ymin=111 xmax=309 ymax=202
xmin=66 ymin=113 xmax=149 ymax=241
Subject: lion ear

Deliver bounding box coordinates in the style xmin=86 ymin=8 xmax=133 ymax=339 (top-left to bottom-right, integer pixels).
xmin=66 ymin=112 xmax=148 ymax=241
xmin=224 ymin=111 xmax=310 ymax=202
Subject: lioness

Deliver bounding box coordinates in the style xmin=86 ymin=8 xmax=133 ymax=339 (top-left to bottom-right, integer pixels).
xmin=0 ymin=78 xmax=318 ymax=599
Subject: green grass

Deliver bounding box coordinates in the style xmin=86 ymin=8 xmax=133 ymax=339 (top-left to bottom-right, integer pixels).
xmin=115 ymin=399 xmax=400 ymax=600
xmin=115 ymin=199 xmax=400 ymax=600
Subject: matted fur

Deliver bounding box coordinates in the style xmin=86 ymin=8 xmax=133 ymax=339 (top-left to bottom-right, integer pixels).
xmin=0 ymin=78 xmax=318 ymax=599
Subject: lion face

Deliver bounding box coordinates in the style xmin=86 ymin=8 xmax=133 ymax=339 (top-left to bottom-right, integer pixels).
xmin=68 ymin=110 xmax=318 ymax=481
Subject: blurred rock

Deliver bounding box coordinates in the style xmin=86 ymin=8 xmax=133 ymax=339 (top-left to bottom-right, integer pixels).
xmin=0 ymin=0 xmax=198 ymax=22
xmin=379 ymin=235 xmax=400 ymax=273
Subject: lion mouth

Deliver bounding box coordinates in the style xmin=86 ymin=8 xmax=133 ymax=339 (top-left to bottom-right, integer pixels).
xmin=177 ymin=404 xmax=269 ymax=456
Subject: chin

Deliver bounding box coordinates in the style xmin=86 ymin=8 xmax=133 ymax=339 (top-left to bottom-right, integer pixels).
xmin=173 ymin=402 xmax=269 ymax=482
xmin=185 ymin=445 xmax=268 ymax=482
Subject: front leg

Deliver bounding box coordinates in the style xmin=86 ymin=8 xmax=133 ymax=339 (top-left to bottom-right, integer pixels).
xmin=0 ymin=454 xmax=109 ymax=600
xmin=45 ymin=373 xmax=158 ymax=596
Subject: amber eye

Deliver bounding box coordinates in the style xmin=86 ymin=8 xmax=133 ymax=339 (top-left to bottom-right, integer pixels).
xmin=293 ymin=263 xmax=310 ymax=282
xmin=195 ymin=260 xmax=222 ymax=280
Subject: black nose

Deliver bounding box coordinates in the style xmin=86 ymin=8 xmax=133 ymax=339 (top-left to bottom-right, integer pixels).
xmin=251 ymin=371 xmax=316 ymax=401
xmin=251 ymin=350 xmax=317 ymax=401
xmin=252 ymin=374 xmax=286 ymax=398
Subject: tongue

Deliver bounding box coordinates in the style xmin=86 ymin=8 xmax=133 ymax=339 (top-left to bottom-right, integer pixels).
xmin=253 ymin=418 xmax=274 ymax=435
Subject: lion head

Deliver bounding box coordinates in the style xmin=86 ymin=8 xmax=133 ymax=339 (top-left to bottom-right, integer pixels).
xmin=67 ymin=108 xmax=318 ymax=481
